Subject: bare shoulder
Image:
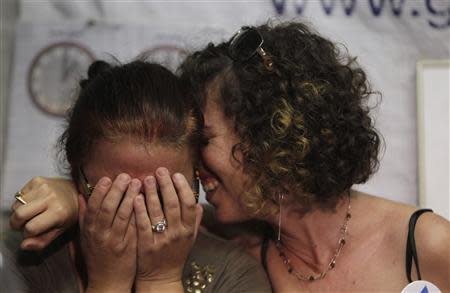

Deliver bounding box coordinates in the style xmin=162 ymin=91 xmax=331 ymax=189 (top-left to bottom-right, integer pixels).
xmin=351 ymin=192 xmax=419 ymax=259
xmin=353 ymin=191 xmax=449 ymax=289
xmin=415 ymin=211 xmax=450 ymax=248
xmin=414 ymin=211 xmax=450 ymax=290
xmin=351 ymin=191 xmax=417 ymax=230
xmin=353 ymin=191 xmax=447 ymax=239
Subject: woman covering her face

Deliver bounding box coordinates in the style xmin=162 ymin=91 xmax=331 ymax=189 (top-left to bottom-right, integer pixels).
xmin=9 ymin=21 xmax=450 ymax=292
xmin=2 ymin=60 xmax=271 ymax=293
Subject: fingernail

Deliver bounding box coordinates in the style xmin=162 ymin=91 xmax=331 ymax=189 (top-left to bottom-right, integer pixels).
xmin=173 ymin=173 xmax=184 ymax=182
xmin=144 ymin=176 xmax=155 ymax=185
xmin=99 ymin=177 xmax=111 ymax=187
xmin=156 ymin=168 xmax=168 ymax=176
xmin=118 ymin=173 xmax=130 ymax=183
xmin=130 ymin=179 xmax=141 ymax=190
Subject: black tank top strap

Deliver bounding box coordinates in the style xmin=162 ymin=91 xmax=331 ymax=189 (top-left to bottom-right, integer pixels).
xmin=261 ymin=231 xmax=270 ymax=273
xmin=405 ymin=208 xmax=433 ymax=282
xmin=260 ymin=230 xmax=276 ymax=293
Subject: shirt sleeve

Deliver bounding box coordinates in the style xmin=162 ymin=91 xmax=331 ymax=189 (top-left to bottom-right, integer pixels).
xmin=0 ymin=230 xmax=29 ymax=293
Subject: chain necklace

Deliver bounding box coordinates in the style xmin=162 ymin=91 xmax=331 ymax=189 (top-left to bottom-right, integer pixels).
xmin=275 ymin=197 xmax=351 ymax=281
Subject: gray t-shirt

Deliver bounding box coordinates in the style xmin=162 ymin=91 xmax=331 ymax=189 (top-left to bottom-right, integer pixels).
xmin=1 ymin=229 xmax=271 ymax=293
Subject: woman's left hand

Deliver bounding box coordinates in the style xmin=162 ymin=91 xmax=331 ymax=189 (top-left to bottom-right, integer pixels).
xmin=133 ymin=167 xmax=203 ymax=292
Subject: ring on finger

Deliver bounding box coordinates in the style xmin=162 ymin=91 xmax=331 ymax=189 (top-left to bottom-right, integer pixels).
xmin=151 ymin=218 xmax=168 ymax=233
xmin=14 ymin=191 xmax=27 ymax=205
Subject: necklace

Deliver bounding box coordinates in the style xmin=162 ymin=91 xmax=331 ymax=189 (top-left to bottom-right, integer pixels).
xmin=275 ymin=197 xmax=351 ymax=281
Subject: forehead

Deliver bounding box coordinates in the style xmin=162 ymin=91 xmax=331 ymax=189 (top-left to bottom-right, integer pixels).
xmin=84 ymin=138 xmax=192 ymax=181
xmin=203 ymin=81 xmax=227 ymax=128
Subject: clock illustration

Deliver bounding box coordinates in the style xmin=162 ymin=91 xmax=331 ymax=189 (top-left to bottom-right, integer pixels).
xmin=28 ymin=42 xmax=95 ymax=116
xmin=140 ymin=45 xmax=188 ymax=73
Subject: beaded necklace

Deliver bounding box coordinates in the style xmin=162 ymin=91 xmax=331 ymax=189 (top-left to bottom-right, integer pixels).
xmin=275 ymin=197 xmax=351 ymax=281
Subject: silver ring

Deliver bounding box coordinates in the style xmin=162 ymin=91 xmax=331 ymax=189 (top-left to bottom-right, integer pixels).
xmin=15 ymin=191 xmax=27 ymax=205
xmin=151 ymin=218 xmax=167 ymax=233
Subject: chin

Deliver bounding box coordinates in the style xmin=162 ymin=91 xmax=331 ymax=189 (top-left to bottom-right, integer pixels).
xmin=206 ymin=188 xmax=252 ymax=223
xmin=214 ymin=206 xmax=251 ymax=224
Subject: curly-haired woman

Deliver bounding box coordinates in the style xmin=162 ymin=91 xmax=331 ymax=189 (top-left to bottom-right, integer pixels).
xmin=9 ymin=21 xmax=449 ymax=292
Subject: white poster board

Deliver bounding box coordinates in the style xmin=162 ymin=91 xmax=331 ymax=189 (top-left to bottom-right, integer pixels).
xmin=417 ymin=60 xmax=450 ymax=220
xmin=2 ymin=2 xmax=450 ymax=210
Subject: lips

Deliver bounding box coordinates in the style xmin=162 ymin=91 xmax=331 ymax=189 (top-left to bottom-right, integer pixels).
xmin=198 ymin=170 xmax=219 ymax=193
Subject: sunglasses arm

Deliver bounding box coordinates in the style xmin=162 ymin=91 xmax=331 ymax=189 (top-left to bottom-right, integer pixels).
xmin=256 ymin=47 xmax=274 ymax=71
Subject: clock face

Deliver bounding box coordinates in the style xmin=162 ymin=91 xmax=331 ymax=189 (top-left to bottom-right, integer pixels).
xmin=140 ymin=45 xmax=188 ymax=73
xmin=28 ymin=42 xmax=95 ymax=116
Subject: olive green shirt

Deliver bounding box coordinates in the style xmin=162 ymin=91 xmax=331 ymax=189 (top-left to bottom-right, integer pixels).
xmin=1 ymin=229 xmax=271 ymax=293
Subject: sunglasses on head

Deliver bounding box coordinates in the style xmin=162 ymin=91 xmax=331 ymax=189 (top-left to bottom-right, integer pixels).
xmin=228 ymin=27 xmax=273 ymax=71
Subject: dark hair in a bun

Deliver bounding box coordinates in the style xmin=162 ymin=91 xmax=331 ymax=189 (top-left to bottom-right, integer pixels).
xmin=79 ymin=60 xmax=112 ymax=89
xmin=58 ymin=60 xmax=202 ymax=188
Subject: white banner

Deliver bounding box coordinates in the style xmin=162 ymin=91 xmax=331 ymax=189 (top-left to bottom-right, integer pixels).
xmin=1 ymin=0 xmax=449 ymax=210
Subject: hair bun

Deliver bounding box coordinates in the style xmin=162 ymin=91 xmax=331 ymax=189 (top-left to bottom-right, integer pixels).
xmin=80 ymin=60 xmax=112 ymax=89
xmin=87 ymin=60 xmax=112 ymax=79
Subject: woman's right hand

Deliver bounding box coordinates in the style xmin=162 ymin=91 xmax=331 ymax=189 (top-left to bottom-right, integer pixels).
xmin=9 ymin=177 xmax=79 ymax=250
xmin=79 ymin=173 xmax=139 ymax=293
